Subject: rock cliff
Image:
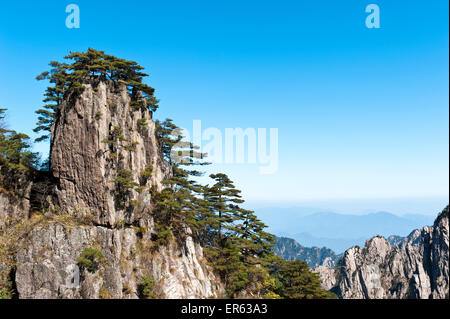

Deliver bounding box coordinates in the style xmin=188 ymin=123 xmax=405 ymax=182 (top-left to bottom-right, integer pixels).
xmin=0 ymin=80 xmax=223 ymax=299
xmin=14 ymin=223 xmax=220 ymax=298
xmin=51 ymin=80 xmax=169 ymax=226
xmin=315 ymin=206 xmax=449 ymax=299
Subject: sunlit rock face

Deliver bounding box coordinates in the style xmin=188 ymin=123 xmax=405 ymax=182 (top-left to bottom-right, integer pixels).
xmin=15 ymin=223 xmax=222 ymax=299
xmin=51 ymin=81 xmax=170 ymax=226
xmin=315 ymin=206 xmax=449 ymax=299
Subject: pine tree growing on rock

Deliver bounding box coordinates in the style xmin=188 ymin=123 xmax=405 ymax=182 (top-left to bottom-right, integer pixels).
xmin=270 ymin=257 xmax=336 ymax=299
xmin=34 ymin=61 xmax=69 ymax=142
xmin=204 ymin=173 xmax=244 ymax=245
xmin=154 ymin=118 xmax=210 ymax=239
xmin=0 ymin=108 xmax=39 ymax=170
xmin=34 ymin=48 xmax=159 ymax=146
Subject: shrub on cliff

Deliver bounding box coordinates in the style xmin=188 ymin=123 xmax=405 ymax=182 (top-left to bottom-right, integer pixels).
xmin=138 ymin=275 xmax=156 ymax=299
xmin=77 ymin=248 xmax=105 ymax=272
xmin=0 ymin=108 xmax=39 ymax=171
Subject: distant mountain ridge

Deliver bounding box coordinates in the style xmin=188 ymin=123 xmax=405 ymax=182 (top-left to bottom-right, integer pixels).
xmin=288 ymin=233 xmax=366 ymax=254
xmin=273 ymin=236 xmax=340 ymax=268
xmin=256 ymin=209 xmax=435 ymax=253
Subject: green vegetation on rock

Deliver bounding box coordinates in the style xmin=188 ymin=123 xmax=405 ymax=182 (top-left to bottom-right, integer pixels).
xmin=138 ymin=275 xmax=157 ymax=299
xmin=77 ymin=248 xmax=105 ymax=272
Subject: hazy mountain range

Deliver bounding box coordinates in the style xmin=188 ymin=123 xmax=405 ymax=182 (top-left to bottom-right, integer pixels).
xmin=256 ymin=207 xmax=436 ymax=253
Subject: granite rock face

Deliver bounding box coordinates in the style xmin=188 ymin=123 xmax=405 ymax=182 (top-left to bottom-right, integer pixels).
xmin=0 ymin=170 xmax=32 ymax=231
xmin=315 ymin=206 xmax=449 ymax=299
xmin=15 ymin=223 xmax=220 ymax=299
xmin=51 ymin=81 xmax=170 ymax=226
xmin=1 ymin=80 xmax=223 ymax=299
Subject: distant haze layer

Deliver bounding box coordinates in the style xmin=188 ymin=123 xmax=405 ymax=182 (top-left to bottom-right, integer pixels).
xmin=254 ymin=204 xmax=442 ymax=253
xmin=247 ymin=197 xmax=449 ymax=216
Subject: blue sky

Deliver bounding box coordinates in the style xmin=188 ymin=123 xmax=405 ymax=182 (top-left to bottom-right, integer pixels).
xmin=0 ymin=1 xmax=448 ymax=212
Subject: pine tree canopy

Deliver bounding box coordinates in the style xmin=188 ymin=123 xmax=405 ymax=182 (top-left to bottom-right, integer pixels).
xmin=270 ymin=257 xmax=337 ymax=299
xmin=0 ymin=108 xmax=39 ymax=170
xmin=34 ymin=48 xmax=159 ymax=142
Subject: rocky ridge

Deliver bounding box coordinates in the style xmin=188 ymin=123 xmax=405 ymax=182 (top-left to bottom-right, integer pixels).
xmin=315 ymin=206 xmax=449 ymax=299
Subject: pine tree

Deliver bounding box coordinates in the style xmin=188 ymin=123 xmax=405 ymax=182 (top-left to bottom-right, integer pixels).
xmin=0 ymin=108 xmax=39 ymax=170
xmin=200 ymin=173 xmax=276 ymax=297
xmin=34 ymin=61 xmax=69 ymax=142
xmin=0 ymin=108 xmax=10 ymax=134
xmin=233 ymin=205 xmax=274 ymax=258
xmin=270 ymin=257 xmax=336 ymax=299
xmin=155 ymin=118 xmax=182 ymax=165
xmin=34 ymin=49 xmax=159 ymax=145
xmin=153 ymin=118 xmax=210 ymax=239
xmin=209 ymin=239 xmax=249 ymax=296
xmin=65 ymin=49 xmax=159 ymax=111
xmin=231 ymin=206 xmax=275 ymax=288
xmin=204 ymin=173 xmax=244 ymax=245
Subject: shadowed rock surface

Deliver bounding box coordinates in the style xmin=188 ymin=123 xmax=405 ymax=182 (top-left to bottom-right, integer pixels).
xmin=273 ymin=236 xmax=339 ymax=268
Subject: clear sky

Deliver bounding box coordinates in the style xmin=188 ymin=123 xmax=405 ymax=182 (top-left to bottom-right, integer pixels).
xmin=0 ymin=1 xmax=448 ymax=209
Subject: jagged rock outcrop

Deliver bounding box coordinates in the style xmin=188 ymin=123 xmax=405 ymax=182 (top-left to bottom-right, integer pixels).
xmin=274 ymin=236 xmax=339 ymax=268
xmin=0 ymin=189 xmax=30 ymax=232
xmin=0 ymin=80 xmax=223 ymax=299
xmin=386 ymin=235 xmax=404 ymax=247
xmin=14 ymin=223 xmax=220 ymax=299
xmin=315 ymin=206 xmax=449 ymax=299
xmin=51 ymin=80 xmax=169 ymax=226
